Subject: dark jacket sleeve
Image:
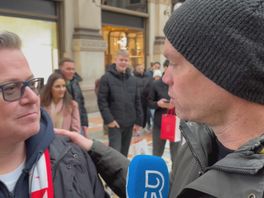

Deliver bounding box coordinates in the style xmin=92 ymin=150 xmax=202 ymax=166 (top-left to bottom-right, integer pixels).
xmin=69 ymin=79 xmax=88 ymax=127
xmin=89 ymin=140 xmax=129 ymax=197
xmin=82 ymin=148 xmax=109 ymax=198
xmin=76 ymin=84 xmax=88 ymax=127
xmin=135 ymin=81 xmax=144 ymax=126
xmin=148 ymin=81 xmax=159 ymax=109
xmin=97 ymin=74 xmax=114 ymax=124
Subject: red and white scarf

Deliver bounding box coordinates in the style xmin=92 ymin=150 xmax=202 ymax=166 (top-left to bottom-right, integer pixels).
xmin=30 ymin=149 xmax=54 ymax=198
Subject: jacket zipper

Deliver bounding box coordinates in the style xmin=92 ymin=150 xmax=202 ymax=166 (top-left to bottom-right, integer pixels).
xmin=180 ymin=124 xmax=206 ymax=174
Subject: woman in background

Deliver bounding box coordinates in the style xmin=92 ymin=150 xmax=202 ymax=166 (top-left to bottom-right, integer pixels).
xmin=41 ymin=73 xmax=81 ymax=132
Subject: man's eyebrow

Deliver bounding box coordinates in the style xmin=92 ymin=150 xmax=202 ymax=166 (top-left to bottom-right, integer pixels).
xmin=0 ymin=74 xmax=34 ymax=85
xmin=5 ymin=74 xmax=34 ymax=82
xmin=26 ymin=75 xmax=35 ymax=80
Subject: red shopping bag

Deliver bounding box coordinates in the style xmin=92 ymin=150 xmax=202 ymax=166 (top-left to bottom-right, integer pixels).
xmin=160 ymin=109 xmax=181 ymax=142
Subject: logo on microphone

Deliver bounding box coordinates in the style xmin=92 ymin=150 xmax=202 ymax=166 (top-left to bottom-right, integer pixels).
xmin=144 ymin=170 xmax=165 ymax=198
xmin=126 ymin=155 xmax=169 ymax=198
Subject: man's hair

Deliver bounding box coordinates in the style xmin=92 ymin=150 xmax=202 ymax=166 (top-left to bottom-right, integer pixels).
xmin=153 ymin=61 xmax=161 ymax=66
xmin=0 ymin=31 xmax=21 ymax=49
xmin=163 ymin=59 xmax=169 ymax=67
xmin=59 ymin=57 xmax=74 ymax=67
xmin=115 ymin=49 xmax=129 ymax=58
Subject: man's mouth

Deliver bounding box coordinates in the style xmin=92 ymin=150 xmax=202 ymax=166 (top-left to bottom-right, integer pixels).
xmin=17 ymin=112 xmax=38 ymax=119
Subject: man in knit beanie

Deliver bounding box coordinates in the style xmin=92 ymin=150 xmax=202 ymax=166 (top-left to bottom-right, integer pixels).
xmin=161 ymin=0 xmax=264 ymax=197
xmin=55 ymin=0 xmax=264 ymax=197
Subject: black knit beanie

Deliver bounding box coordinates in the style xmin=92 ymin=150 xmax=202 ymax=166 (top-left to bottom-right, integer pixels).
xmin=164 ymin=0 xmax=264 ymax=104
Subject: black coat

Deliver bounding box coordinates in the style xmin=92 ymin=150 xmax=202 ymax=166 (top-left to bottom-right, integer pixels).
xmin=97 ymin=64 xmax=143 ymax=127
xmin=133 ymin=71 xmax=152 ymax=127
xmin=148 ymin=79 xmax=170 ymax=128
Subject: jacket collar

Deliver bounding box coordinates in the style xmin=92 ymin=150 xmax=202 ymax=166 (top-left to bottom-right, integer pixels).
xmin=25 ymin=108 xmax=55 ymax=171
xmin=182 ymin=121 xmax=264 ymax=175
xmin=180 ymin=121 xmax=216 ymax=172
xmin=108 ymin=64 xmax=131 ymax=78
xmin=211 ymin=135 xmax=264 ymax=174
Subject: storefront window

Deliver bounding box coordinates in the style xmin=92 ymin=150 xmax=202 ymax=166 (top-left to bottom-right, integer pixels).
xmin=0 ymin=16 xmax=58 ymax=82
xmin=102 ymin=0 xmax=147 ymax=13
xmin=103 ymin=25 xmax=144 ymax=69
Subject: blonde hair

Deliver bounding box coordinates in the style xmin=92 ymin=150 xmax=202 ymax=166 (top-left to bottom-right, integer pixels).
xmin=115 ymin=49 xmax=129 ymax=58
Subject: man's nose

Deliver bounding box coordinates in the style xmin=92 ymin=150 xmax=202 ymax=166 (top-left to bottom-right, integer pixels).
xmin=20 ymin=86 xmax=39 ymax=104
xmin=162 ymin=66 xmax=172 ymax=85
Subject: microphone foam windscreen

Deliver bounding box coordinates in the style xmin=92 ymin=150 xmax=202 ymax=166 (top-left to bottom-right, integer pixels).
xmin=126 ymin=155 xmax=169 ymax=198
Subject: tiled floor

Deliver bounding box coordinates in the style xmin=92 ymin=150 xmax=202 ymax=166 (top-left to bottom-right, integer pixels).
xmin=87 ymin=112 xmax=174 ymax=197
xmin=87 ymin=111 xmax=173 ymax=168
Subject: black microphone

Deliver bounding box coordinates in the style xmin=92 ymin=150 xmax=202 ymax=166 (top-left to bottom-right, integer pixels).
xmin=126 ymin=155 xmax=169 ymax=198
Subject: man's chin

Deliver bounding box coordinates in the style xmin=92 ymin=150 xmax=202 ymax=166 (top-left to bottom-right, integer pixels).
xmin=65 ymin=76 xmax=73 ymax=81
xmin=25 ymin=124 xmax=40 ymax=137
xmin=15 ymin=127 xmax=40 ymax=142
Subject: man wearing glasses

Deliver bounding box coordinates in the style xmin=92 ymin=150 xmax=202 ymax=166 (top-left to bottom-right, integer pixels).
xmin=0 ymin=31 xmax=109 ymax=197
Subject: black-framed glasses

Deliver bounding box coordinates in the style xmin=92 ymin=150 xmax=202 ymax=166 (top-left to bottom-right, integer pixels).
xmin=0 ymin=78 xmax=44 ymax=102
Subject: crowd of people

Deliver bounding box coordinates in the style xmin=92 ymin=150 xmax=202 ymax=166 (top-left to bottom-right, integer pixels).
xmin=0 ymin=0 xmax=264 ymax=197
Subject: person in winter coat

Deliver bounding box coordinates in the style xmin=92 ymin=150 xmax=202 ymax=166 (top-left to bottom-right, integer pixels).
xmin=0 ymin=31 xmax=110 ymax=198
xmin=148 ymin=75 xmax=179 ymax=162
xmin=56 ymin=0 xmax=264 ymax=197
xmin=58 ymin=58 xmax=89 ymax=136
xmin=41 ymin=72 xmax=81 ymax=132
xmin=133 ymin=64 xmax=151 ymax=128
xmin=97 ymin=50 xmax=143 ymax=157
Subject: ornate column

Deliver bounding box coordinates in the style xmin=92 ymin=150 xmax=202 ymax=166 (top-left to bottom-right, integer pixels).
xmin=147 ymin=0 xmax=171 ymax=69
xmin=65 ymin=0 xmax=107 ymax=112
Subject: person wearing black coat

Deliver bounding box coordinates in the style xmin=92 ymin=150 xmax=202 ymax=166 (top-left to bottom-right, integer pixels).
xmin=97 ymin=50 xmax=143 ymax=157
xmin=148 ymin=78 xmax=179 ymax=161
xmin=133 ymin=64 xmax=152 ymax=128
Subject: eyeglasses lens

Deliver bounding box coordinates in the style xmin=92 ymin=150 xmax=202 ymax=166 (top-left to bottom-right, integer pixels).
xmin=1 ymin=78 xmax=43 ymax=102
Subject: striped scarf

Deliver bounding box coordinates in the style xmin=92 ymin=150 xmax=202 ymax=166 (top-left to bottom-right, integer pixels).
xmin=30 ymin=149 xmax=54 ymax=198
